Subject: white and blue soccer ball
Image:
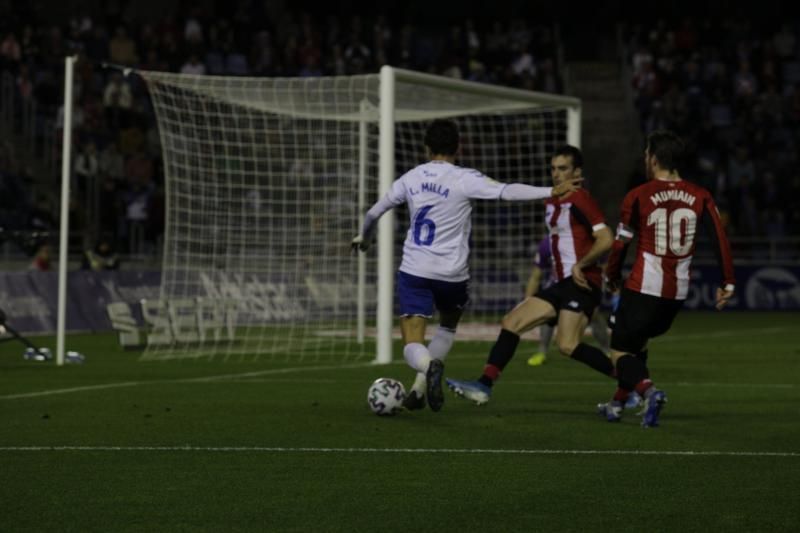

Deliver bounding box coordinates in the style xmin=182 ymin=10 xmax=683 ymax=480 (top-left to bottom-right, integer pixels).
xmin=367 ymin=377 xmax=406 ymax=416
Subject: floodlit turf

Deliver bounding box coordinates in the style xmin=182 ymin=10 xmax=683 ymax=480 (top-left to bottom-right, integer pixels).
xmin=1 ymin=312 xmax=799 ymax=532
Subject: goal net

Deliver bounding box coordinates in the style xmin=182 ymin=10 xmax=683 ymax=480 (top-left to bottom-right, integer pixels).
xmin=137 ymin=67 xmax=580 ymax=362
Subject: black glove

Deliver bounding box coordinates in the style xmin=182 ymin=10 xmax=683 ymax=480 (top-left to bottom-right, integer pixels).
xmin=351 ymin=235 xmax=369 ymax=253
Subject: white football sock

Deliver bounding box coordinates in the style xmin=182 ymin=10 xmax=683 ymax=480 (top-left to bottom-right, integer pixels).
xmin=403 ymin=342 xmax=432 ymax=374
xmin=427 ymin=326 xmax=455 ymax=361
xmin=539 ymin=324 xmax=554 ymax=353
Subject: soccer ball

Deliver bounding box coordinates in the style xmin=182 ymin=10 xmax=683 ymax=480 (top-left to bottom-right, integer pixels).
xmin=367 ymin=378 xmax=406 ymax=416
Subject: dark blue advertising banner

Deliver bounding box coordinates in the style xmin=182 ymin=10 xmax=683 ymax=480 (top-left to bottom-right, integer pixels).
xmin=0 ymin=271 xmax=161 ymax=334
xmin=683 ymin=265 xmax=800 ymax=310
xmin=0 ymin=265 xmax=797 ymax=335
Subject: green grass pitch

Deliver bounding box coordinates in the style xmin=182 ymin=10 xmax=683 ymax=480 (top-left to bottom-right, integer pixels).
xmin=1 ymin=312 xmax=799 ymax=532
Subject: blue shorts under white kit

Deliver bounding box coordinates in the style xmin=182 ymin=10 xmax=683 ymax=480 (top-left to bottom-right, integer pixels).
xmin=396 ymin=270 xmax=470 ymax=318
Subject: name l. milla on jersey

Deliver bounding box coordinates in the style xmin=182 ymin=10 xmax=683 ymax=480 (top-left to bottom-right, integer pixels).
xmin=409 ymin=182 xmax=450 ymax=198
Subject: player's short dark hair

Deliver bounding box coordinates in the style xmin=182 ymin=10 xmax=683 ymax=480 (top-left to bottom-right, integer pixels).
xmin=646 ymin=130 xmax=685 ymax=171
xmin=424 ymin=119 xmax=459 ymax=156
xmin=553 ymin=145 xmax=583 ymax=169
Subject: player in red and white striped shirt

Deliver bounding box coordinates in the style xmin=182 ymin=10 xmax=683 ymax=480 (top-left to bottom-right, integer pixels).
xmin=602 ymin=130 xmax=735 ymax=427
xmin=446 ymin=146 xmax=616 ymax=405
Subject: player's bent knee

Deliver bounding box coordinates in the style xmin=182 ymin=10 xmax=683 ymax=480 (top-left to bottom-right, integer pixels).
xmin=557 ymin=340 xmax=578 ymax=356
xmin=500 ymin=299 xmax=554 ymax=334
xmin=500 ymin=313 xmax=528 ymax=334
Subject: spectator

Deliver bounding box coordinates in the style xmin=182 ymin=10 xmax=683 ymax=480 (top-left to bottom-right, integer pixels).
xmin=16 ymin=64 xmax=33 ymax=100
xmin=343 ymin=31 xmax=371 ymax=74
xmin=82 ymin=234 xmax=120 ymax=270
xmin=27 ymin=195 xmax=57 ymax=233
xmin=538 ymin=58 xmax=561 ymax=93
xmin=250 ymin=30 xmax=275 ymax=75
xmin=108 ymin=26 xmax=138 ymax=66
xmin=327 ymin=44 xmax=347 ymax=76
xmin=225 ymin=50 xmax=249 ymax=75
xmin=674 ymin=17 xmax=698 ymax=52
xmin=99 ymin=141 xmax=125 ymax=182
xmin=125 ymin=149 xmax=154 ymax=188
xmin=733 ymin=60 xmax=758 ymax=99
xmin=764 ymin=209 xmax=787 ymax=239
xmin=97 ymin=177 xmax=122 ymax=239
xmin=159 ymin=31 xmax=183 ymax=71
xmin=29 ymin=69 xmax=57 ymax=119
xmin=180 ymin=53 xmax=206 ymax=75
xmin=55 ymin=92 xmax=85 ymax=131
xmin=0 ymin=31 xmax=22 ymax=68
xmin=510 ymin=44 xmax=536 ymax=80
xmin=759 ymin=81 xmax=785 ymax=124
xmin=485 ymin=21 xmax=507 ymax=61
xmin=103 ymin=72 xmax=133 ymax=128
xmin=184 ymin=11 xmax=204 ymax=45
xmin=29 ymin=241 xmax=52 ymax=272
xmin=773 ymin=23 xmax=796 ymax=59
xmin=74 ymin=140 xmax=100 ymax=194
xmin=43 ymin=26 xmax=67 ymax=70
xmin=85 ymin=25 xmax=109 ymax=62
xmin=19 ymin=25 xmax=39 ymax=64
xmin=103 ymin=72 xmax=132 ymax=110
xmin=121 ymin=180 xmax=154 ymax=254
xmin=297 ymin=35 xmax=321 ymax=77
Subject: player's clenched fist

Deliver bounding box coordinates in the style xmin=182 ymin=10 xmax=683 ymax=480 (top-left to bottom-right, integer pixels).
xmin=351 ymin=235 xmax=369 ymax=253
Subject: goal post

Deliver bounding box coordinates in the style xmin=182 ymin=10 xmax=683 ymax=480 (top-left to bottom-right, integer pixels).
xmin=374 ymin=66 xmax=581 ymax=364
xmin=134 ymin=65 xmax=580 ymax=363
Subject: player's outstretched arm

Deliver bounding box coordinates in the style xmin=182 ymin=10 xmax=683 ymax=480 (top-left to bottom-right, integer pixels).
xmin=497 ymin=177 xmax=581 ymax=202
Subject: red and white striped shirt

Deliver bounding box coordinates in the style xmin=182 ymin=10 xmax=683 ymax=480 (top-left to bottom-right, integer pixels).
xmin=544 ymin=189 xmax=608 ymax=288
xmin=606 ymin=179 xmax=735 ymax=300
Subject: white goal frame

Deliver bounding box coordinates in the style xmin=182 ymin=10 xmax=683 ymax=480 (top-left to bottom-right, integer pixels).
xmin=56 ymin=60 xmax=581 ymax=366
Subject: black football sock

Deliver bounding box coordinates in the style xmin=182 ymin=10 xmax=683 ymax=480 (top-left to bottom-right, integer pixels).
xmin=617 ymin=349 xmax=648 ymax=388
xmin=570 ymin=342 xmax=614 ymax=377
xmin=615 ymin=354 xmax=651 ymax=391
xmin=478 ymin=329 xmax=520 ymax=387
xmin=637 ymin=349 xmax=650 ymax=379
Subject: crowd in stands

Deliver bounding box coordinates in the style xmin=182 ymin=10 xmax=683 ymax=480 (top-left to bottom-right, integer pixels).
xmin=0 ymin=1 xmax=562 ymax=261
xmin=4 ymin=3 xmax=799 ymax=266
xmin=625 ymin=17 xmax=800 ymax=239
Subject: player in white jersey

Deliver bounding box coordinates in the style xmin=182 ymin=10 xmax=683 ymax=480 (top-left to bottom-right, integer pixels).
xmin=352 ymin=119 xmax=581 ymax=412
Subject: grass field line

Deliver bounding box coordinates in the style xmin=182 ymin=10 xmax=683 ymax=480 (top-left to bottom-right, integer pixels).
xmin=0 ymin=446 xmax=798 ymax=458
xmin=223 ymin=377 xmax=797 ymax=389
xmin=0 ymin=362 xmax=377 ymax=400
xmin=3 ymin=359 xmax=797 ymax=400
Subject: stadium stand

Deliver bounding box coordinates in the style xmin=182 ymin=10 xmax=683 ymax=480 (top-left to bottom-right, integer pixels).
xmin=622 ymin=17 xmax=800 ymax=240
xmin=1 ymin=2 xmax=798 ymax=266
xmin=0 ymin=1 xmax=564 ymax=263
